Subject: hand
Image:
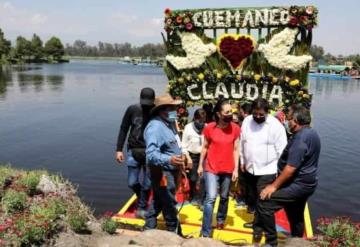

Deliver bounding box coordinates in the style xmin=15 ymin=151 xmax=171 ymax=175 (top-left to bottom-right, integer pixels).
xmin=116 ymin=151 xmax=125 ymax=163
xmin=170 ymin=155 xmax=185 ymax=167
xmin=260 ymin=184 xmax=277 ymax=200
xmin=232 ymin=170 xmax=238 ymax=182
xmin=197 ymin=165 xmax=203 ymax=177
xmin=240 ymin=164 xmax=246 ymax=173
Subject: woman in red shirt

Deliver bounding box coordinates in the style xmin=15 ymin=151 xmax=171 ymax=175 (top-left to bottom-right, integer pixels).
xmin=197 ymin=99 xmax=241 ymax=237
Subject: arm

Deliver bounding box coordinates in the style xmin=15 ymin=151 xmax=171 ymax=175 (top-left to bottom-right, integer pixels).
xmin=116 ymin=106 xmax=132 ymax=152
xmin=144 ymin=123 xmax=172 ymax=168
xmin=197 ymin=137 xmax=209 ymax=177
xmin=232 ymin=137 xmax=240 ymax=181
xmin=181 ymin=125 xmax=190 ymax=155
xmin=260 ymin=164 xmax=296 ymax=200
xmin=274 ymin=123 xmax=288 ymax=158
xmin=239 ymin=120 xmax=247 ymax=171
xmin=260 ymin=138 xmax=307 ymax=200
xmin=115 ymin=106 xmax=132 ymax=163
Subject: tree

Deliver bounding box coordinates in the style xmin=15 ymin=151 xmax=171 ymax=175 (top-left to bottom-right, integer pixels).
xmin=0 ymin=28 xmax=11 ymax=59
xmin=44 ymin=36 xmax=64 ymax=61
xmin=310 ymin=45 xmax=324 ymax=62
xmin=31 ymin=34 xmax=43 ymax=61
xmin=15 ymin=36 xmax=32 ymax=60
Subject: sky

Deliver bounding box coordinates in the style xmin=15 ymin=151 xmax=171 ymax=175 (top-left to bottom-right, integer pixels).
xmin=0 ymin=0 xmax=359 ymax=55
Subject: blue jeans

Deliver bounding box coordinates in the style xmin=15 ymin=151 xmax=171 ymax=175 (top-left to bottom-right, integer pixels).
xmin=201 ymin=171 xmax=232 ymax=237
xmin=127 ymin=150 xmax=151 ymax=210
xmin=144 ymin=166 xmax=181 ymax=234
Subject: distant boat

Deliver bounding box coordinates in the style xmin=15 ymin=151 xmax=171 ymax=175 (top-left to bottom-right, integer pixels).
xmin=309 ymin=65 xmax=360 ymax=80
xmin=309 ymin=73 xmax=360 ymax=80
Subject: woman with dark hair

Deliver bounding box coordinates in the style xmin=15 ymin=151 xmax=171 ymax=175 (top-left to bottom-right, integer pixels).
xmin=181 ymin=108 xmax=207 ymax=205
xmin=197 ymin=99 xmax=241 ymax=237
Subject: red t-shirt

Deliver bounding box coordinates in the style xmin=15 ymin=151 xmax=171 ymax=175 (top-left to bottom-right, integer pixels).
xmin=203 ymin=122 xmax=241 ymax=174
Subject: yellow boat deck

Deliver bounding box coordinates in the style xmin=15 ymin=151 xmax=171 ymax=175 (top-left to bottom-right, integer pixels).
xmin=113 ymin=195 xmax=313 ymax=245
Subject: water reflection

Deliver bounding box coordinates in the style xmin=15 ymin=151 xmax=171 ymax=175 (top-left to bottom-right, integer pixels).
xmin=15 ymin=72 xmax=64 ymax=93
xmin=0 ymin=67 xmax=13 ymax=98
xmin=46 ymin=75 xmax=64 ymax=91
xmin=18 ymin=73 xmax=45 ymax=92
xmin=311 ymin=77 xmax=360 ymax=96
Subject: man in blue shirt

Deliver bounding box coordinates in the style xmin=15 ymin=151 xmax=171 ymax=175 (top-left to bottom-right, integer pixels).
xmin=257 ymin=106 xmax=321 ymax=247
xmin=144 ymin=94 xmax=184 ymax=235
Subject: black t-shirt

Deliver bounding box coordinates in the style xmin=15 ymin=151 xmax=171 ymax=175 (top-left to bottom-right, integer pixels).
xmin=116 ymin=104 xmax=151 ymax=151
xmin=278 ymin=127 xmax=321 ymax=198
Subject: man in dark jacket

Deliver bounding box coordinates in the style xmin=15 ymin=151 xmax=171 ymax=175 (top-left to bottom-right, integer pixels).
xmin=116 ymin=88 xmax=155 ymax=218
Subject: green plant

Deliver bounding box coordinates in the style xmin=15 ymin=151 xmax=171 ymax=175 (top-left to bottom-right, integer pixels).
xmin=66 ymin=199 xmax=90 ymax=233
xmin=18 ymin=171 xmax=41 ymax=196
xmin=12 ymin=214 xmax=49 ymax=246
xmin=2 ymin=189 xmax=27 ymax=214
xmin=30 ymin=197 xmax=67 ymax=232
xmin=67 ymin=211 xmax=88 ymax=233
xmin=312 ymin=217 xmax=360 ymax=247
xmin=101 ymin=212 xmax=117 ymax=234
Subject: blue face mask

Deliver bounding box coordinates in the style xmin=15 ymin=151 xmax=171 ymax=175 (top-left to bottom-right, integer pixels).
xmin=167 ymin=111 xmax=177 ymax=122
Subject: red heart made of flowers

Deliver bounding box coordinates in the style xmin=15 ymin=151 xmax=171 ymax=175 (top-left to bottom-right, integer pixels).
xmin=218 ymin=35 xmax=255 ymax=70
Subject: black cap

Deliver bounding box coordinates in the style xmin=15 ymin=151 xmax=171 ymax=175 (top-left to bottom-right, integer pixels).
xmin=140 ymin=87 xmax=155 ymax=106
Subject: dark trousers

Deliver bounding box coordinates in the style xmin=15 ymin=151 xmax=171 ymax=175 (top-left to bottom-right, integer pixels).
xmin=144 ymin=166 xmax=182 ymax=235
xmin=254 ymin=189 xmax=309 ymax=246
xmin=244 ymin=172 xmax=276 ymax=212
xmin=188 ymin=153 xmax=205 ymax=203
xmin=237 ymin=169 xmax=247 ymax=202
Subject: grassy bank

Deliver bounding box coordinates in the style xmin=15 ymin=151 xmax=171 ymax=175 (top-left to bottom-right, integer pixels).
xmin=0 ymin=165 xmax=117 ymax=246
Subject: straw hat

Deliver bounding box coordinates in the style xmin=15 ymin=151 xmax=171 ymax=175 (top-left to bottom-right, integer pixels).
xmin=151 ymin=94 xmax=182 ymax=114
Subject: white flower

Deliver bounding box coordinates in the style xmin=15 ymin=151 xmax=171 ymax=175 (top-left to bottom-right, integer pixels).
xmin=258 ymin=28 xmax=312 ymax=72
xmin=166 ymin=32 xmax=216 ymax=70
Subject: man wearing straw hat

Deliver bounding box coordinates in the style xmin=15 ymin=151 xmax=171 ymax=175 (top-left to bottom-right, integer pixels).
xmin=143 ymin=93 xmax=185 ymax=235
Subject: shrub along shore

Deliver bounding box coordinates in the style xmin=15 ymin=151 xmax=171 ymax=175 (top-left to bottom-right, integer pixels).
xmin=0 ymin=165 xmax=358 ymax=247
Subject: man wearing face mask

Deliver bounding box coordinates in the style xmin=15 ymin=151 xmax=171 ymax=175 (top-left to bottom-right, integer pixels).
xmin=143 ymin=93 xmax=184 ymax=235
xmin=116 ymin=88 xmax=155 ymax=219
xmin=181 ymin=108 xmax=207 ymax=205
xmin=240 ymin=98 xmax=287 ymax=236
xmin=258 ymin=106 xmax=321 ymax=247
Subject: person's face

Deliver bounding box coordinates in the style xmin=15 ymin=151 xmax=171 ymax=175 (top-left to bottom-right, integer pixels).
xmin=239 ymin=108 xmax=249 ymax=118
xmin=160 ymin=105 xmax=177 ymax=121
xmin=217 ymin=104 xmax=233 ymax=123
xmin=286 ymin=110 xmax=298 ymax=133
xmin=141 ymin=104 xmax=154 ymax=113
xmin=252 ymin=108 xmax=267 ymax=124
xmin=232 ymin=113 xmax=239 ymax=123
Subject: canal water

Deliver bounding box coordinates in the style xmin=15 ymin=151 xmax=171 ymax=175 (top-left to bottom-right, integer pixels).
xmin=0 ymin=60 xmax=359 ymax=225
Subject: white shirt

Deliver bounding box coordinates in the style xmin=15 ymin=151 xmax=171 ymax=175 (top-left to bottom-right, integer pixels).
xmin=240 ymin=115 xmax=287 ymax=175
xmin=181 ymin=122 xmax=204 ymax=155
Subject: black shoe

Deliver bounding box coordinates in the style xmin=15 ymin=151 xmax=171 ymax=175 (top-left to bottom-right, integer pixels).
xmin=243 ymin=222 xmax=253 ymax=228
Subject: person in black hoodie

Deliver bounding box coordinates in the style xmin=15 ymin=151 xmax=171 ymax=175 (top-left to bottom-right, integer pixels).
xmin=116 ymin=88 xmax=155 ymax=218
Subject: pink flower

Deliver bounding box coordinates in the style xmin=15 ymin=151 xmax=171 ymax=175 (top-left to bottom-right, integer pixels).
xmin=185 ymin=23 xmax=193 ymax=30
xmin=176 ymin=16 xmax=183 ymax=24
xmin=0 ymin=225 xmax=7 ymax=232
xmin=289 ymin=17 xmax=298 ymax=26
xmin=164 ymin=8 xmax=172 ymax=15
xmin=300 ymin=16 xmax=308 ymax=22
